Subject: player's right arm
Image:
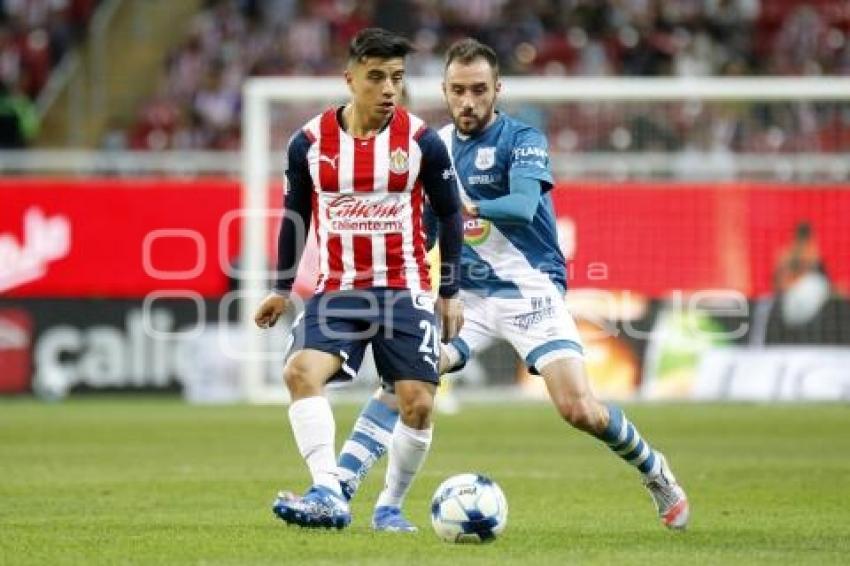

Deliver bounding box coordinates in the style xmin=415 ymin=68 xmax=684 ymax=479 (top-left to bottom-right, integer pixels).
xmin=254 ymin=131 xmax=313 ymax=329
xmin=464 ymin=177 xmax=541 ymax=224
xmin=466 ymin=126 xmax=553 ymax=225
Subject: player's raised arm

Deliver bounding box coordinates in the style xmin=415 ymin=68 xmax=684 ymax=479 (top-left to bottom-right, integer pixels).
xmin=254 ymin=131 xmax=313 ymax=329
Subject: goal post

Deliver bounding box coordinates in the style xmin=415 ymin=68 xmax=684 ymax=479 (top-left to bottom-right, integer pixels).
xmin=239 ymin=76 xmax=850 ymax=403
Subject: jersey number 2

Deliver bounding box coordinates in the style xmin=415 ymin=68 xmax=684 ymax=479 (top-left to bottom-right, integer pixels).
xmin=418 ymin=319 xmax=440 ymax=359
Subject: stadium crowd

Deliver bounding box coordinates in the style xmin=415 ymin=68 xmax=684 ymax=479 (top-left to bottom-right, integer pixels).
xmin=0 ymin=0 xmax=99 ymax=146
xmin=0 ymin=0 xmax=98 ymax=97
xmin=121 ymin=0 xmax=850 ymax=153
xmin=2 ymin=1 xmax=849 ymax=151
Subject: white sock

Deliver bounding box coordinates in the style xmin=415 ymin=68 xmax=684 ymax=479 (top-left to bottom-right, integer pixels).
xmin=288 ymin=396 xmax=341 ymax=496
xmin=443 ymin=343 xmax=461 ymax=370
xmin=375 ymin=421 xmax=432 ymax=509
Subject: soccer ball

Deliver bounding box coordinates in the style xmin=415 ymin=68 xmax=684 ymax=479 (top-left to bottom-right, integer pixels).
xmin=430 ymin=473 xmax=508 ymax=543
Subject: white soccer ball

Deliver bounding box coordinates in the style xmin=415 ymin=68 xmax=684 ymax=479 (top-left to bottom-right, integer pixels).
xmin=430 ymin=473 xmax=508 ymax=543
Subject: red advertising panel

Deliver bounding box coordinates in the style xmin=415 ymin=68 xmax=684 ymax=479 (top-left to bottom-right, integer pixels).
xmin=551 ymin=182 xmax=850 ymax=297
xmin=746 ymin=186 xmax=850 ymax=297
xmin=1 ymin=178 xmax=847 ymax=298
xmin=0 ymin=178 xmax=242 ymax=298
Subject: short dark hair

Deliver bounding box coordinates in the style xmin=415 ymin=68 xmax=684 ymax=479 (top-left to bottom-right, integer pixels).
xmin=444 ymin=38 xmax=500 ymax=75
xmin=349 ymin=28 xmax=414 ymax=62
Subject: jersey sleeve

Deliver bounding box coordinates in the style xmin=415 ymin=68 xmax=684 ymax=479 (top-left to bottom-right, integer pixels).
xmin=273 ymin=130 xmax=313 ymax=293
xmin=415 ymin=127 xmax=461 ymax=217
xmin=475 ymin=176 xmax=542 ymax=225
xmin=509 ymin=127 xmax=554 ymax=192
xmin=415 ymin=126 xmax=462 ymax=297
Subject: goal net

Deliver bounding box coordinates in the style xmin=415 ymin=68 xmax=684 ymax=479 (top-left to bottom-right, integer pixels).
xmin=239 ymin=76 xmax=850 ymax=404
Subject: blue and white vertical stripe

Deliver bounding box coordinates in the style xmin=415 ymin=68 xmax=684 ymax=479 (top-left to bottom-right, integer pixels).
xmin=601 ymin=405 xmax=661 ymax=476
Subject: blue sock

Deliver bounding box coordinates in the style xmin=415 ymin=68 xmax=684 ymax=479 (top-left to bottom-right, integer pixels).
xmin=337 ymin=398 xmax=399 ymax=500
xmin=599 ymin=404 xmax=662 ymax=477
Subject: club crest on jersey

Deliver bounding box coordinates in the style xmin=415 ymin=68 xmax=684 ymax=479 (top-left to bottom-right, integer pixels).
xmin=474 ymin=147 xmax=496 ymax=170
xmin=389 ymin=147 xmax=409 ymax=174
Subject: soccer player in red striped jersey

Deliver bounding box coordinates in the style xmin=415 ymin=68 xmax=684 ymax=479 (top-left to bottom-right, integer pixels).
xmin=254 ymin=28 xmax=463 ymax=530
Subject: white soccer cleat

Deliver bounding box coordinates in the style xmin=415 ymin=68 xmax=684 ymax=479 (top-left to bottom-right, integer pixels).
xmin=643 ymin=453 xmax=689 ymax=530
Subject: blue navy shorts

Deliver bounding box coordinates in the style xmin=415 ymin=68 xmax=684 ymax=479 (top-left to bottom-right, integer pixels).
xmin=288 ymin=288 xmax=440 ymax=386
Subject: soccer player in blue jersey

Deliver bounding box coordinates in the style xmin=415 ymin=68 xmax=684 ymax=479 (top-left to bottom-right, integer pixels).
xmin=288 ymin=37 xmax=690 ymax=532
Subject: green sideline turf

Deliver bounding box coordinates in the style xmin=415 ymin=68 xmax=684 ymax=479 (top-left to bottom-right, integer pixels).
xmin=1 ymin=399 xmax=849 ymax=565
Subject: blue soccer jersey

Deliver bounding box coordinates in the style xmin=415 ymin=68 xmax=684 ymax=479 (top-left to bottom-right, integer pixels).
xmin=438 ymin=113 xmax=567 ymax=297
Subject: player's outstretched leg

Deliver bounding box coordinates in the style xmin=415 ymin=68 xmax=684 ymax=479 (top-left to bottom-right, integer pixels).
xmin=273 ymin=351 xmax=351 ymax=529
xmin=372 ymin=380 xmax=435 ymax=533
xmin=337 ymin=392 xmax=398 ymax=501
xmin=601 ymin=405 xmax=689 ymax=529
xmin=541 ymin=358 xmax=689 ymax=530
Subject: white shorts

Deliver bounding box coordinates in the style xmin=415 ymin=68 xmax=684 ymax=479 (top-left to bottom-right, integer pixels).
xmin=448 ymin=287 xmax=584 ymax=375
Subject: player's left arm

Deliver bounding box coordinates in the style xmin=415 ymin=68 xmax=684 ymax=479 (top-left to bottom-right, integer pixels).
xmin=416 ymin=126 xmax=464 ymax=341
xmin=422 ymin=203 xmax=439 ymax=250
xmin=468 ymin=127 xmax=554 ymax=225
xmin=416 ymin=126 xmax=462 ymax=297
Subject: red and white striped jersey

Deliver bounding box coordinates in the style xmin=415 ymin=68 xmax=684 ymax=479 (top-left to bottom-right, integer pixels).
xmin=286 ymin=106 xmax=453 ymax=294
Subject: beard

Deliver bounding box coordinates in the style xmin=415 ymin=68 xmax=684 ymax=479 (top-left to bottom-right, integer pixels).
xmin=453 ymin=99 xmax=496 ymax=136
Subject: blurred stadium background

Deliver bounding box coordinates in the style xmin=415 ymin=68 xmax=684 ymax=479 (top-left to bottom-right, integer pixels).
xmin=1 ymin=0 xmax=849 ymax=404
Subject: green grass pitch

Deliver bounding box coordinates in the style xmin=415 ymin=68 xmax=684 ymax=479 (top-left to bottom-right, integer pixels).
xmin=1 ymin=398 xmax=849 ymax=565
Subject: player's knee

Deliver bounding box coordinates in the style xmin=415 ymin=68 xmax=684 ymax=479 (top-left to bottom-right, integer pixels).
xmin=555 ymin=397 xmax=604 ymax=435
xmin=283 ymin=358 xmax=316 ymax=397
xmin=398 ymin=389 xmax=434 ymax=428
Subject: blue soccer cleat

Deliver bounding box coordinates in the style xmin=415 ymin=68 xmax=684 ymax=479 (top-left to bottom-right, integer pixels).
xmin=272 ymin=485 xmax=351 ymax=529
xmin=275 ymin=477 xmax=355 ymax=504
xmin=372 ymin=506 xmax=418 ymax=532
